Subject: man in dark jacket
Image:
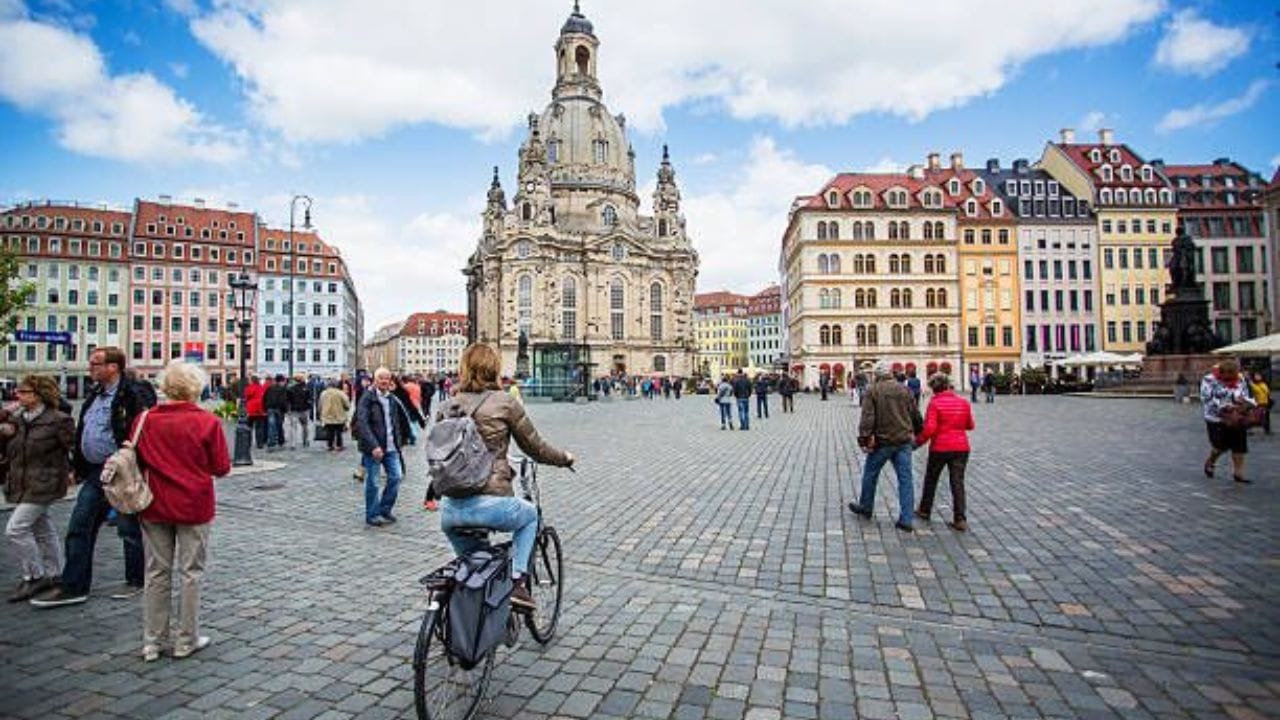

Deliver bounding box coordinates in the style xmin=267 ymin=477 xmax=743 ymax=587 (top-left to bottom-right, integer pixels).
xmin=31 ymin=347 xmax=155 ymax=607
xmin=354 ymin=368 xmax=413 ymax=526
xmin=263 ymin=375 xmax=289 ymax=450
xmin=731 ymin=369 xmax=753 ymax=430
xmin=753 ymin=374 xmax=770 ymax=419
xmin=847 ymin=360 xmax=920 ymax=533
xmin=779 ymin=373 xmax=796 ymax=413
xmin=285 ymin=374 xmax=313 ymax=449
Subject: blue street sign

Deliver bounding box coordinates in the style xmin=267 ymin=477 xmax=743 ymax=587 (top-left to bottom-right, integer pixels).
xmin=14 ymin=330 xmax=73 ymax=345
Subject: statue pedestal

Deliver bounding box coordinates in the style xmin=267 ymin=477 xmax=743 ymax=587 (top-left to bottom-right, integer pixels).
xmin=1139 ymin=353 xmax=1219 ymax=388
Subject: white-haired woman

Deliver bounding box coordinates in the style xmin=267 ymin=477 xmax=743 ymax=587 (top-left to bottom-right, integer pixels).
xmin=131 ymin=360 xmax=231 ymax=661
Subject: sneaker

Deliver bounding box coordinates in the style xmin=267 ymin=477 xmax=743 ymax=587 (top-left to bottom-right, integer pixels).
xmin=423 ymin=500 xmax=439 ymax=512
xmin=365 ymin=517 xmax=386 ymax=527
xmin=7 ymin=579 xmax=38 ymax=603
xmin=509 ymin=584 xmax=537 ymax=613
xmin=110 ymin=583 xmax=145 ymax=600
xmin=29 ymin=586 xmax=88 ymax=608
xmin=381 ymin=513 xmax=398 ymax=524
xmin=172 ymin=636 xmax=211 ymax=659
xmin=142 ymin=645 xmax=162 ymax=663
xmin=847 ymin=501 xmax=871 ymax=518
xmin=948 ymin=520 xmax=968 ymax=532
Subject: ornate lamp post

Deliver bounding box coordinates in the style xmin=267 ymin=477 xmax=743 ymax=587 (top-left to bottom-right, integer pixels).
xmin=229 ymin=271 xmax=259 ymax=466
xmin=287 ymin=194 xmax=313 ymax=379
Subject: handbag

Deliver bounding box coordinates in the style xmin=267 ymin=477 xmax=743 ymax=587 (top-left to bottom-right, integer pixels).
xmin=101 ymin=410 xmax=153 ymax=513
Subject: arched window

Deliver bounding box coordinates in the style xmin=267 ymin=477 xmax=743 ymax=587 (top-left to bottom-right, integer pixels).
xmin=855 ymin=324 xmax=867 ymax=346
xmin=817 ymin=221 xmax=828 ymax=240
xmin=829 ymin=254 xmax=841 ymax=273
xmin=820 ymin=324 xmax=831 ymax=345
xmin=561 ymin=276 xmax=578 ymax=340
xmin=901 ymin=254 xmax=912 ymax=273
xmin=934 ymin=254 xmax=946 ymax=273
xmin=937 ymin=288 xmax=947 ymax=307
xmin=923 ymin=222 xmax=934 ymax=240
xmin=576 ymin=46 xmax=591 ymax=75
xmin=924 ymin=255 xmax=935 ymax=273
xmin=817 ymin=254 xmax=829 ymax=274
xmin=853 ymin=254 xmax=865 ymax=274
xmin=650 ymin=282 xmax=664 ymax=341
xmin=653 ymin=355 xmax=666 ymax=372
xmin=902 ymin=288 xmax=913 ymax=307
xmin=925 ymin=288 xmax=936 ymax=307
xmin=926 ymin=323 xmax=938 ymax=345
xmin=903 ymin=323 xmax=914 ymax=346
xmin=517 ymin=274 xmax=533 ymax=339
xmin=1144 ymin=188 xmax=1156 ymax=204
xmin=602 ymin=205 xmax=617 ymax=227
xmin=1100 ymin=188 xmax=1112 ymax=204
xmin=831 ymin=325 xmax=843 ymax=345
xmin=593 ymin=139 xmax=608 ymax=164
xmin=899 ymin=221 xmax=910 ymax=239
xmin=889 ymin=255 xmax=901 ymax=274
xmin=819 ymin=288 xmax=830 ymax=309
xmin=865 ymin=223 xmax=875 ymax=240
xmin=867 ymin=324 xmax=879 ymax=345
xmin=830 ymin=288 xmax=842 ymax=308
xmin=934 ymin=221 xmax=944 ymax=239
xmin=827 ymin=221 xmax=838 ymax=240
xmin=852 ymin=222 xmax=863 ymax=240
xmin=890 ymin=288 xmax=902 ymax=308
xmin=888 ymin=223 xmax=899 ymax=240
xmin=867 ymin=288 xmax=877 ymax=308
xmin=522 ymin=203 xmax=532 ymax=221
xmin=938 ymin=323 xmax=949 ymax=344
xmin=658 ymin=219 xmax=668 ymax=237
xmin=854 ymin=289 xmax=866 ymax=308
xmin=866 ymin=254 xmax=876 ymax=273
xmin=965 ymin=199 xmax=978 ymax=216
xmin=1120 ymin=165 xmax=1132 ymax=182
xmin=891 ymin=324 xmax=903 ymax=345
xmin=609 ymin=278 xmax=625 ymax=340
xmin=1129 ymin=188 xmax=1141 ymax=204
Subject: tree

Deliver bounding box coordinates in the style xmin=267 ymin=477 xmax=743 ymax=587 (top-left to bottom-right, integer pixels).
xmin=0 ymin=245 xmax=35 ymax=348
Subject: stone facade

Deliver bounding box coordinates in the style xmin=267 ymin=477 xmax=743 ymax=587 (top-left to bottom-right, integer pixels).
xmin=465 ymin=5 xmax=698 ymax=383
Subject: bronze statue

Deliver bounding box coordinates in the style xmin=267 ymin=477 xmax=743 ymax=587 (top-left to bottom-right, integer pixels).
xmin=1167 ymin=222 xmax=1198 ymax=292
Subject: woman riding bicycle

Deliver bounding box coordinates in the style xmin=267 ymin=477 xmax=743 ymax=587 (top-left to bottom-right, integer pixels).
xmin=436 ymin=343 xmax=574 ymax=612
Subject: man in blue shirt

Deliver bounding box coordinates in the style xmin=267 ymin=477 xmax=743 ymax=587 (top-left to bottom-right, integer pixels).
xmin=32 ymin=347 xmax=154 ymax=608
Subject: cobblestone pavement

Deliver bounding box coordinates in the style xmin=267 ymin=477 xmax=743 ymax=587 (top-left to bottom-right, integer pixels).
xmin=2 ymin=393 xmax=1278 ymax=719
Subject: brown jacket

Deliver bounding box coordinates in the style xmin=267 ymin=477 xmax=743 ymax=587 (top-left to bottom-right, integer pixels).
xmin=3 ymin=406 xmax=75 ymax=505
xmin=858 ymin=378 xmax=917 ymax=447
xmin=440 ymin=390 xmax=570 ymax=497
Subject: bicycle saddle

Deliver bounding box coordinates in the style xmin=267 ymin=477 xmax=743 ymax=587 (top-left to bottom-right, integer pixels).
xmin=449 ymin=526 xmax=494 ymax=539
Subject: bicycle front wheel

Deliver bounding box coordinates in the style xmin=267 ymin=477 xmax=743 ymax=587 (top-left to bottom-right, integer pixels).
xmin=525 ymin=525 xmax=564 ymax=644
xmin=413 ymin=603 xmax=493 ymax=720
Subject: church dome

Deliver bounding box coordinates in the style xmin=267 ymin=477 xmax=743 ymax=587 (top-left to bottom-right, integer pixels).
xmin=560 ymin=6 xmax=594 ymax=36
xmin=539 ymin=97 xmax=634 ymax=197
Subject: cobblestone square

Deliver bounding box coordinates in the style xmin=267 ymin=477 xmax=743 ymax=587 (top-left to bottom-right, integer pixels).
xmin=2 ymin=393 xmax=1278 ymax=719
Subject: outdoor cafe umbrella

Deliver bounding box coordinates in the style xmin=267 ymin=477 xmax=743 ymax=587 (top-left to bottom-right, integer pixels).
xmin=1212 ymin=332 xmax=1280 ymax=357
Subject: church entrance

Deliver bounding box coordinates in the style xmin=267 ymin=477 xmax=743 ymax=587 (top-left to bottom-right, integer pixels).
xmin=612 ymin=354 xmax=626 ymax=375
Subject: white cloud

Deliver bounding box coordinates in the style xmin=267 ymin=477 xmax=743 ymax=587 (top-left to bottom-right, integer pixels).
xmin=1079 ymin=110 xmax=1107 ymax=131
xmin=186 ymin=0 xmax=1164 ymax=142
xmin=169 ymin=62 xmax=189 ymax=79
xmin=682 ymin=136 xmax=831 ymax=296
xmin=691 ymin=152 xmax=718 ymax=166
xmin=860 ymin=157 xmax=905 ymax=173
xmin=1156 ymin=80 xmax=1270 ymax=133
xmin=0 ymin=7 xmax=244 ymax=163
xmin=1153 ymin=9 xmax=1250 ymax=77
xmin=1271 ymin=155 xmax=1279 ymax=173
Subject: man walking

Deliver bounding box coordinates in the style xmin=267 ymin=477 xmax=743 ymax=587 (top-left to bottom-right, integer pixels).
xmin=753 ymin=373 xmax=770 ymax=420
xmin=847 ymin=361 xmax=919 ymax=532
xmin=354 ymin=368 xmax=412 ymax=526
xmin=31 ymin=347 xmax=154 ymax=607
xmin=715 ymin=375 xmax=734 ymax=430
xmin=982 ymin=370 xmax=996 ymax=404
xmin=263 ymin=375 xmax=289 ymax=450
xmin=731 ymin=369 xmax=752 ymax=430
xmin=779 ymin=373 xmax=796 ymax=413
xmin=969 ymin=368 xmax=981 ymax=403
xmin=285 ymin=373 xmax=312 ymax=449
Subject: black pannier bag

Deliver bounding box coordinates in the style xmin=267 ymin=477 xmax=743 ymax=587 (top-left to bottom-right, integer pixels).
xmin=447 ymin=547 xmax=513 ymax=667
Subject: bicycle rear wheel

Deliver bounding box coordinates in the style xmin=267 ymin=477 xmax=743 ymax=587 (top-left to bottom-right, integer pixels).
xmin=525 ymin=525 xmax=564 ymax=644
xmin=413 ymin=603 xmax=493 ymax=720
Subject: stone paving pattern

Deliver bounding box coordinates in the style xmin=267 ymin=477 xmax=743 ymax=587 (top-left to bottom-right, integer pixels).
xmin=1 ymin=393 xmax=1278 ymax=719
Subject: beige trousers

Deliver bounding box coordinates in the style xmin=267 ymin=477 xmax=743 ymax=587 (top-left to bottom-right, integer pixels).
xmin=141 ymin=520 xmax=210 ymax=651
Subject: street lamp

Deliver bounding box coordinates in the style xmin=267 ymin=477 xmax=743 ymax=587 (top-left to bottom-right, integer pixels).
xmin=229 ymin=271 xmax=259 ymax=466
xmin=287 ymin=194 xmax=313 ymax=379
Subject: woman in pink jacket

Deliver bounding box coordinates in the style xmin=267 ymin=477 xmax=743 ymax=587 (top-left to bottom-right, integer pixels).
xmin=914 ymin=373 xmax=975 ymax=531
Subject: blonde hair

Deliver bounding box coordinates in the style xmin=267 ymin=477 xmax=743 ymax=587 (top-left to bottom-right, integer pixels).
xmin=18 ymin=374 xmax=61 ymax=408
xmin=159 ymin=360 xmax=206 ymax=402
xmin=459 ymin=343 xmax=501 ymax=393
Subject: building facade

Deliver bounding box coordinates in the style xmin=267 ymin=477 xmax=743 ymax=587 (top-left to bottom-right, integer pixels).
xmin=1267 ymin=170 xmax=1280 ymax=326
xmin=924 ymin=153 xmax=1021 ymax=378
xmin=396 ymin=312 xmax=469 ymax=375
xmin=1163 ymin=159 xmax=1270 ymax=343
xmin=747 ymin=285 xmax=782 ymax=369
xmin=694 ymin=292 xmax=749 ymax=379
xmin=980 ymin=158 xmax=1100 ymax=372
xmin=1040 ymin=129 xmax=1177 ymax=353
xmin=782 ymin=172 xmax=962 ymax=389
xmin=0 ymin=203 xmax=131 ymax=398
xmin=465 ymin=5 xmax=699 ymax=388
xmin=256 ymin=227 xmax=363 ymax=379
xmin=362 ymin=320 xmax=405 ymax=373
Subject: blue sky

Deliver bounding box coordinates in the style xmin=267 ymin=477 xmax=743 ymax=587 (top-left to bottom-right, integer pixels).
xmin=1 ymin=0 xmax=1276 ymax=330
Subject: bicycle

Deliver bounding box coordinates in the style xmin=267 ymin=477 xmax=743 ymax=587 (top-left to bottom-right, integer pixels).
xmin=412 ymin=455 xmax=565 ymax=720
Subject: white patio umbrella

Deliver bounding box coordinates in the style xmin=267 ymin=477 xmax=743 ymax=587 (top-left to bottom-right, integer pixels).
xmin=1212 ymin=333 xmax=1280 ymax=356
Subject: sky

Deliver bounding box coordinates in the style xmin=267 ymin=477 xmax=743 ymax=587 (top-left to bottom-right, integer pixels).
xmin=1 ymin=0 xmax=1277 ymax=334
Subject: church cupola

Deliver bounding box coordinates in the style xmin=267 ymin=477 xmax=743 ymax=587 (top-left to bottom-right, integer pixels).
xmin=653 ymin=144 xmax=684 ymax=240
xmin=486 ymin=166 xmax=506 ymax=209
xmin=554 ymin=1 xmax=601 ymax=101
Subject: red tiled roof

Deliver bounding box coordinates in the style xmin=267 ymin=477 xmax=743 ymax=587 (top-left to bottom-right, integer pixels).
xmin=134 ymin=199 xmax=257 ymax=245
xmin=401 ymin=311 xmax=468 ymax=337
xmin=695 ymin=291 xmax=750 ymax=309
xmin=799 ymin=173 xmax=949 ymax=211
xmin=1055 ymin=143 xmax=1168 ymax=189
xmin=922 ymin=167 xmax=1014 ymax=222
xmin=259 ymin=227 xmax=341 ymax=258
xmin=1 ymin=203 xmax=132 ymax=236
xmin=1163 ymin=163 xmax=1244 ymax=178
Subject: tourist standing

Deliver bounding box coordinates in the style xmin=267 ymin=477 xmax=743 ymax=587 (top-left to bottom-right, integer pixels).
xmin=981 ymin=371 xmax=996 ymax=404
xmin=914 ymin=374 xmax=974 ymax=531
xmin=1174 ymin=373 xmax=1190 ymax=404
xmin=354 ymin=368 xmax=413 ymax=526
xmin=263 ymin=375 xmax=289 ymax=450
xmin=848 ymin=361 xmax=919 ymax=532
xmin=905 ymin=367 xmax=922 ymax=406
xmin=285 ymin=373 xmax=312 ymax=449
xmin=3 ymin=376 xmax=74 ymax=602
xmin=319 ymin=381 xmax=351 ymax=452
xmin=1249 ymin=372 xmax=1271 ymax=435
xmin=779 ymin=373 xmax=796 ymax=413
xmin=132 ymin=360 xmax=231 ymax=661
xmin=715 ymin=376 xmax=734 ymax=430
xmin=31 ymin=347 xmax=154 ymax=608
xmin=969 ymin=368 xmax=981 ymax=403
xmin=753 ymin=373 xmax=770 ymax=420
xmin=819 ymin=372 xmax=830 ymax=401
xmin=244 ymin=375 xmax=267 ymax=449
xmin=1200 ymin=360 xmax=1256 ymax=483
xmin=731 ymin=369 xmax=752 ymax=431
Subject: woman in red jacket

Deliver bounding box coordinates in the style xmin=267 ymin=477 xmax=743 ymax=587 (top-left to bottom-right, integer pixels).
xmin=132 ymin=360 xmax=231 ymax=662
xmin=243 ymin=375 xmax=267 ymax=449
xmin=914 ymin=373 xmax=975 ymax=531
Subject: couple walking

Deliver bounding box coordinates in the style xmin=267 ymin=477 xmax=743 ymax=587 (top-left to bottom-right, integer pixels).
xmin=848 ymin=361 xmax=974 ymax=532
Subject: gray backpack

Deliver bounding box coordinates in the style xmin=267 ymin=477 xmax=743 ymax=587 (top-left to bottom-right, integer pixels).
xmin=426 ymin=391 xmax=495 ymax=498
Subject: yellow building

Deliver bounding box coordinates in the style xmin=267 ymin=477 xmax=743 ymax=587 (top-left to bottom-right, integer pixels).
xmin=693 ymin=291 xmax=749 ymax=379
xmin=924 ymin=153 xmax=1021 ymax=377
xmin=1040 ymin=129 xmax=1176 ymax=352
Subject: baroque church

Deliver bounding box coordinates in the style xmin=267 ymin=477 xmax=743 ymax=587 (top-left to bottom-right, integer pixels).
xmin=465 ymin=3 xmax=699 ymax=392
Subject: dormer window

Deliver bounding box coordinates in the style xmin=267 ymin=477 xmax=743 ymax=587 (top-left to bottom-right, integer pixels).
xmin=972 ymin=178 xmax=985 ymax=196
xmin=1100 ymin=166 xmax=1113 ymax=182
xmin=947 ymin=179 xmax=960 ymax=196
xmin=1004 ymin=180 xmax=1017 ymax=196
xmin=1141 ymin=166 xmax=1152 ymax=182
xmin=1120 ymin=165 xmax=1133 ymax=182
xmin=1048 ymin=181 xmax=1059 ymax=197
xmin=592 ymin=139 xmax=608 ymax=164
xmin=965 ymin=199 xmax=978 ymax=216
xmin=921 ymin=189 xmax=942 ymax=208
xmin=852 ymin=190 xmax=872 ymax=208
xmin=990 ymin=199 xmax=1003 ymax=216
xmin=1109 ymin=149 xmax=1120 ymax=163
xmin=1099 ymin=188 xmax=1112 ymax=204
xmin=885 ymin=189 xmax=908 ymax=208
xmin=1089 ymin=149 xmax=1101 ymax=163
xmin=826 ymin=191 xmax=839 ymax=208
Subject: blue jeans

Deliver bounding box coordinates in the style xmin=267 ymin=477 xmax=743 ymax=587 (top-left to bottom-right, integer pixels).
xmin=858 ymin=444 xmax=915 ymax=526
xmin=756 ymin=394 xmax=769 ymax=418
xmin=61 ymin=467 xmax=144 ymax=594
xmin=362 ymin=450 xmax=403 ymax=522
xmin=441 ymin=495 xmax=538 ymax=575
xmin=736 ymin=398 xmax=750 ymax=429
xmin=718 ymin=402 xmax=733 ymax=427
xmin=267 ymin=409 xmax=285 ymax=447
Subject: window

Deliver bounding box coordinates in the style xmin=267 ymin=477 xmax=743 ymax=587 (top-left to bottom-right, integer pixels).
xmin=1238 ymin=282 xmax=1255 ymax=311
xmin=1211 ymin=247 xmax=1229 ymax=274
xmin=1122 ymin=321 xmax=1132 ymax=344
xmin=968 ymin=327 xmax=979 ymax=347
xmin=1026 ymin=325 xmax=1037 ymax=352
xmin=1237 ymin=247 xmax=1255 ymax=273
xmin=1002 ymin=326 xmax=1013 ymax=347
xmin=609 ymin=279 xmax=625 ymax=340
